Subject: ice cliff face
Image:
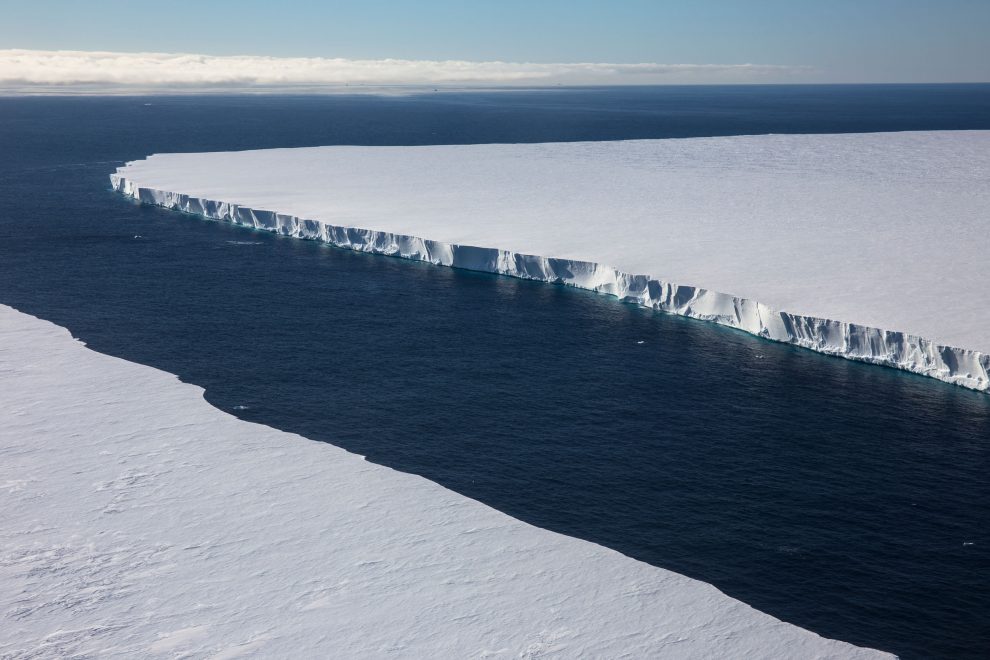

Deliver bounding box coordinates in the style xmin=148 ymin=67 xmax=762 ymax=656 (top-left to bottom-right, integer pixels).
xmin=111 ymin=173 xmax=989 ymax=392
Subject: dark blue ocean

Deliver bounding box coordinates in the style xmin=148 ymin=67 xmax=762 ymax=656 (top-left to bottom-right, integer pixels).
xmin=1 ymin=86 xmax=989 ymax=659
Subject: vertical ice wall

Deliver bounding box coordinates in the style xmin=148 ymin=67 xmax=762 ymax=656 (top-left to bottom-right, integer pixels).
xmin=111 ymin=173 xmax=990 ymax=392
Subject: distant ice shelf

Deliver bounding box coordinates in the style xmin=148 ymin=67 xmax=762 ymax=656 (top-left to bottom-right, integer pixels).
xmin=111 ymin=132 xmax=990 ymax=391
xmin=0 ymin=305 xmax=890 ymax=658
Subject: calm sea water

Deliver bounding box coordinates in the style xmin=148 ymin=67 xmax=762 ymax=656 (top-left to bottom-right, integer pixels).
xmin=1 ymin=86 xmax=989 ymax=659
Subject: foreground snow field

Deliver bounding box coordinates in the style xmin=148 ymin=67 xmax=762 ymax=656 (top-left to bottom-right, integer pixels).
xmin=0 ymin=305 xmax=889 ymax=658
xmin=112 ymin=131 xmax=990 ymax=390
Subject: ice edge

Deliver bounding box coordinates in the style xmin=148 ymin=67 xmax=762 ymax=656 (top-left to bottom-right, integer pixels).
xmin=111 ymin=172 xmax=989 ymax=393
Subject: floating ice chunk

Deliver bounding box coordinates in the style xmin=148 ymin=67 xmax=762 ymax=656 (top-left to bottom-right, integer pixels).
xmin=111 ymin=132 xmax=990 ymax=391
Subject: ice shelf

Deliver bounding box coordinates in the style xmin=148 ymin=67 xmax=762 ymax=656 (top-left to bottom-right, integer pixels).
xmin=0 ymin=304 xmax=890 ymax=657
xmin=111 ymin=132 xmax=990 ymax=390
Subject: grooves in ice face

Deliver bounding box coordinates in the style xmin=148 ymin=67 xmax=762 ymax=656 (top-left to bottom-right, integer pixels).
xmin=111 ymin=174 xmax=990 ymax=392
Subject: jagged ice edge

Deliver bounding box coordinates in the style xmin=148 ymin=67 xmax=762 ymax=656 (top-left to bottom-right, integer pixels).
xmin=111 ymin=172 xmax=990 ymax=392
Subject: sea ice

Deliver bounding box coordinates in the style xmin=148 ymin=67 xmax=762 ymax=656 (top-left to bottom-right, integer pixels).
xmin=0 ymin=305 xmax=889 ymax=657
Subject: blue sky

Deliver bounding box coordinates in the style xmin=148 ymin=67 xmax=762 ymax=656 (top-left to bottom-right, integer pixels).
xmin=1 ymin=0 xmax=988 ymax=84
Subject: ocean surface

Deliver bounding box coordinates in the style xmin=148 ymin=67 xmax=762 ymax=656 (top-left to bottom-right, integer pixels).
xmin=1 ymin=86 xmax=989 ymax=659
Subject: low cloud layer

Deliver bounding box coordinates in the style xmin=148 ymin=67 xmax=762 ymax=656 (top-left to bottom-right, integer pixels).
xmin=0 ymin=49 xmax=808 ymax=91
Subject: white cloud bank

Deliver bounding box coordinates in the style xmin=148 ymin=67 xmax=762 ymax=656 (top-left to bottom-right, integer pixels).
xmin=0 ymin=49 xmax=809 ymax=91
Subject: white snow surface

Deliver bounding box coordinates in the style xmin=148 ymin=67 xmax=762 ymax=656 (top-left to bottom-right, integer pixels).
xmin=0 ymin=304 xmax=889 ymax=658
xmin=112 ymin=131 xmax=990 ymax=390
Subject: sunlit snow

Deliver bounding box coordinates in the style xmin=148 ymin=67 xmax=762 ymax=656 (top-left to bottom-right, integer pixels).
xmin=113 ymin=131 xmax=990 ymax=390
xmin=0 ymin=306 xmax=889 ymax=657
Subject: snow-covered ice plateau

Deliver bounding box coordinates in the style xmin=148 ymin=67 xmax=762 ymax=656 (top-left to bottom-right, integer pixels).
xmin=111 ymin=131 xmax=990 ymax=391
xmin=0 ymin=305 xmax=890 ymax=658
